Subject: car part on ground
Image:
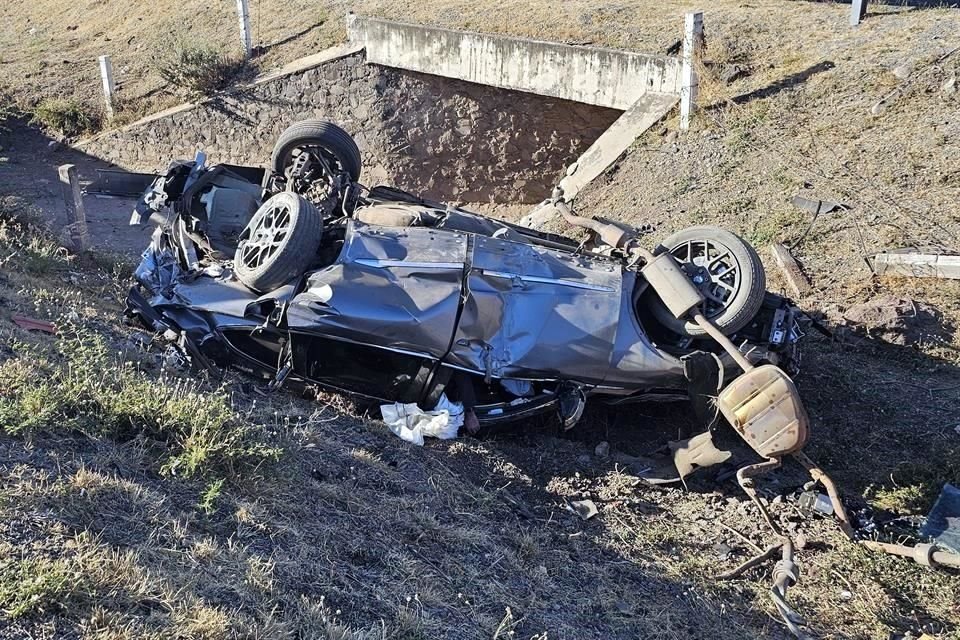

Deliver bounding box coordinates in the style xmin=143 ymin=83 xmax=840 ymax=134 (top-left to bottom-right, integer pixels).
xmin=860 ymin=540 xmax=960 ymax=569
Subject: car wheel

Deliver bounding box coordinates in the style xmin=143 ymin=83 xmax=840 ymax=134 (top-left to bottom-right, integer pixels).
xmin=271 ymin=120 xmax=362 ymax=183
xmin=648 ymin=226 xmax=766 ymax=337
xmin=234 ymin=192 xmax=323 ymax=293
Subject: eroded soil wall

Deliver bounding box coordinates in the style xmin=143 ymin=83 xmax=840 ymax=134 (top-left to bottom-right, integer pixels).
xmin=80 ymin=53 xmax=620 ymax=204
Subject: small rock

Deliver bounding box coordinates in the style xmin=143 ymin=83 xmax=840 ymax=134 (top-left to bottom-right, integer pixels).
xmin=796 ymin=532 xmax=808 ymax=550
xmin=772 ymin=495 xmax=784 ymax=505
xmin=943 ymin=75 xmax=957 ymax=95
xmin=664 ymin=131 xmax=678 ymax=144
xmin=840 ymin=589 xmax=853 ymax=601
xmin=568 ymin=499 xmax=599 ymax=521
xmin=891 ymin=63 xmax=912 ymax=81
xmin=712 ymin=542 xmax=732 ymax=559
xmin=594 ymin=441 xmax=610 ymax=458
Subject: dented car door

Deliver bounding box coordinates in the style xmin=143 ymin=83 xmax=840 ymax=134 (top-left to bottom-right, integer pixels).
xmin=285 ymin=222 xmax=468 ymax=401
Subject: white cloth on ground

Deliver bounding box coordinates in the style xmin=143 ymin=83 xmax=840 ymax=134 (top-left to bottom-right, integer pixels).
xmin=380 ymin=392 xmax=465 ymax=445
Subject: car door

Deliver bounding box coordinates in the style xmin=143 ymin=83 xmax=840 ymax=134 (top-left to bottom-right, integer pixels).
xmin=285 ymin=222 xmax=467 ymax=402
xmin=447 ymin=235 xmax=622 ymax=384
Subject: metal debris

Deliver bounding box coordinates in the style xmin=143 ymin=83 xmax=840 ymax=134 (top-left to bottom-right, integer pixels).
xmin=670 ymin=431 xmax=731 ymax=482
xmin=791 ymin=195 xmax=845 ymax=216
xmin=920 ymin=484 xmax=960 ymax=554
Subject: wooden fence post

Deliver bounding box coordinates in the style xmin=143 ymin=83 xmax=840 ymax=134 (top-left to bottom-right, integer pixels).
xmin=236 ymin=0 xmax=252 ymax=58
xmin=98 ymin=55 xmax=115 ymax=118
xmin=680 ymin=11 xmax=704 ymax=132
xmin=58 ymin=164 xmax=89 ymax=252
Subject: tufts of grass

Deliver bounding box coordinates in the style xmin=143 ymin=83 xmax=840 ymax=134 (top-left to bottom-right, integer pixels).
xmin=30 ymin=98 xmax=100 ymax=138
xmin=0 ymin=200 xmax=69 ymax=275
xmin=0 ymin=325 xmax=282 ymax=479
xmin=0 ymin=556 xmax=77 ymax=618
xmin=154 ymin=31 xmax=250 ymax=102
xmin=0 ymin=533 xmax=157 ymax=621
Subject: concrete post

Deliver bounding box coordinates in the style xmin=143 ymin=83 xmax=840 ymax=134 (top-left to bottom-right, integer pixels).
xmin=680 ymin=11 xmax=703 ymax=131
xmin=98 ymin=55 xmax=115 ymax=119
xmin=236 ymin=0 xmax=252 ymax=58
xmin=57 ymin=164 xmax=89 ymax=252
xmin=850 ymin=0 xmax=868 ymax=26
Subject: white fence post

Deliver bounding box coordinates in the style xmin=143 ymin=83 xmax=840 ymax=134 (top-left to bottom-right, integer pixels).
xmin=850 ymin=0 xmax=868 ymax=26
xmin=98 ymin=55 xmax=115 ymax=119
xmin=680 ymin=11 xmax=703 ymax=132
xmin=236 ymin=0 xmax=252 ymax=58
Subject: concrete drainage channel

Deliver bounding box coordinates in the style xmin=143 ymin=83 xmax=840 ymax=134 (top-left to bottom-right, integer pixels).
xmin=77 ymin=15 xmax=698 ymax=213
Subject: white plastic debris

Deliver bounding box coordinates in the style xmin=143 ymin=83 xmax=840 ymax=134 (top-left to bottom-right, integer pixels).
xmin=380 ymin=393 xmax=464 ymax=446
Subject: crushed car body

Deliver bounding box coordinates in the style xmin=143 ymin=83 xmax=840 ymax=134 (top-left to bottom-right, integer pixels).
xmin=126 ymin=120 xmax=802 ymax=429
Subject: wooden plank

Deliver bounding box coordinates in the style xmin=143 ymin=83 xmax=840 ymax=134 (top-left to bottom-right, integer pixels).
xmin=873 ymin=253 xmax=960 ymax=280
xmin=769 ymin=243 xmax=811 ymax=298
xmin=57 ymin=164 xmax=89 ymax=252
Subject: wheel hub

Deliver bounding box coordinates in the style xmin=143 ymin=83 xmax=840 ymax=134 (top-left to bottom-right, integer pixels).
xmin=670 ymin=239 xmax=743 ymax=319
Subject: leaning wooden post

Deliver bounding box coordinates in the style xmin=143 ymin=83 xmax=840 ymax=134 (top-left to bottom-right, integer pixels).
xmin=680 ymin=11 xmax=704 ymax=132
xmin=98 ymin=55 xmax=115 ymax=119
xmin=850 ymin=0 xmax=868 ymax=26
xmin=236 ymin=0 xmax=252 ymax=59
xmin=58 ymin=164 xmax=89 ymax=252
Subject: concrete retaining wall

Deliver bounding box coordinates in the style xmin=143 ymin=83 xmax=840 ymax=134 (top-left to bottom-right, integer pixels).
xmin=78 ymin=50 xmax=620 ymax=204
xmin=347 ymin=16 xmax=682 ymax=110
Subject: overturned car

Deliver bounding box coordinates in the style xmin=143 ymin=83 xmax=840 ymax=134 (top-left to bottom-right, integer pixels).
xmin=128 ymin=120 xmax=804 ymax=433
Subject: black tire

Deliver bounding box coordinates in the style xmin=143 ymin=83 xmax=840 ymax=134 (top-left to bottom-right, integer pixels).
xmin=648 ymin=226 xmax=766 ymax=337
xmin=271 ymin=120 xmax=362 ymax=182
xmin=234 ymin=192 xmax=323 ymax=293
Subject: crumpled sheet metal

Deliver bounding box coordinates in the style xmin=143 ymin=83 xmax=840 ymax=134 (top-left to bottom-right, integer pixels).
xmin=285 ymin=220 xmax=686 ymax=388
xmin=921 ymin=483 xmax=960 ymax=554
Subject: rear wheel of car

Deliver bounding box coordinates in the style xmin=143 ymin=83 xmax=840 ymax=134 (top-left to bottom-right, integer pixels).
xmin=271 ymin=120 xmax=362 ymax=182
xmin=648 ymin=226 xmax=766 ymax=337
xmin=234 ymin=192 xmax=323 ymax=293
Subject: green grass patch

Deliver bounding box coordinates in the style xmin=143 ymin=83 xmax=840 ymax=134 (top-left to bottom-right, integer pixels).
xmin=30 ymin=98 xmax=100 ymax=138
xmin=154 ymin=30 xmax=250 ymax=102
xmin=0 ymin=326 xmax=282 ymax=479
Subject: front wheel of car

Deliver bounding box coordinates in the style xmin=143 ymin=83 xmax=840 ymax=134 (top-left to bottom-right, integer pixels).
xmin=234 ymin=192 xmax=323 ymax=293
xmin=648 ymin=226 xmax=766 ymax=337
